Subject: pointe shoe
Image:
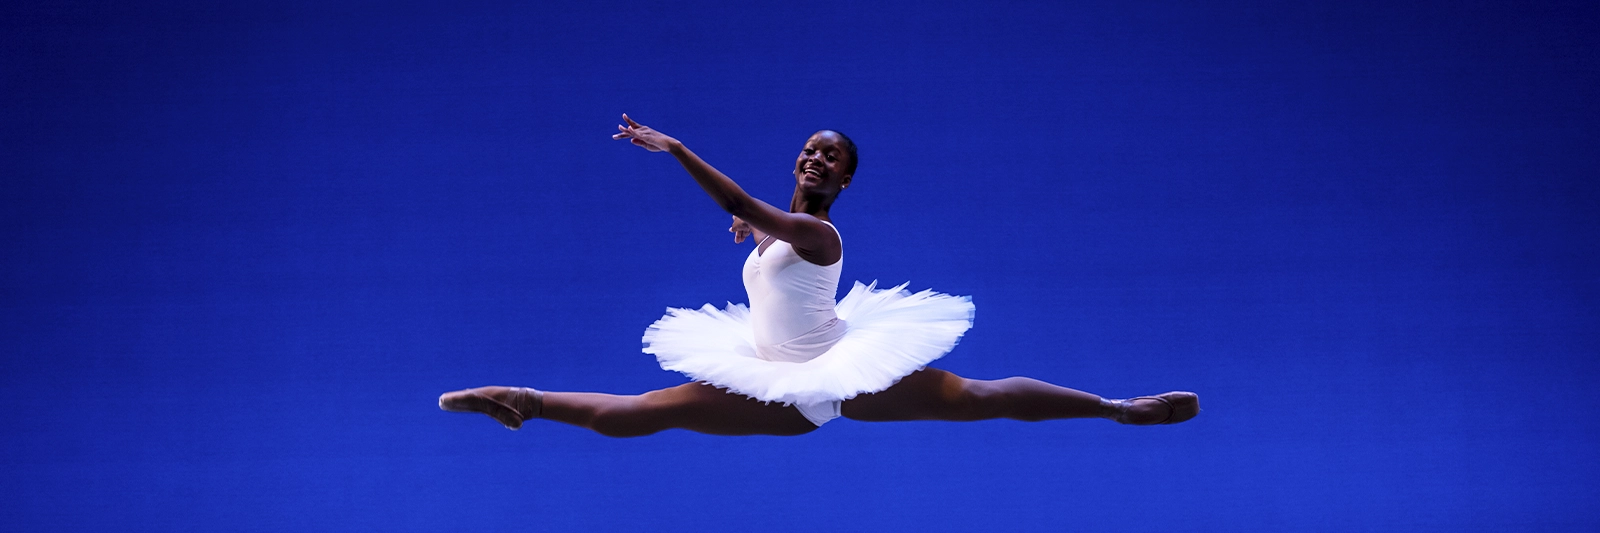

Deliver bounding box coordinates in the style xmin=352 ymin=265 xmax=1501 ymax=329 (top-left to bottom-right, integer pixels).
xmin=1112 ymin=391 xmax=1200 ymax=425
xmin=439 ymin=386 xmax=543 ymax=430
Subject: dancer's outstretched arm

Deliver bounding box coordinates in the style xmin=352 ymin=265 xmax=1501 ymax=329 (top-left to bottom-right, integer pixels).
xmin=611 ymin=114 xmax=839 ymax=262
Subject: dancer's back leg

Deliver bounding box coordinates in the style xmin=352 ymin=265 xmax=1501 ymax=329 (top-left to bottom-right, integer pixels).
xmin=541 ymin=383 xmax=817 ymax=437
xmin=842 ymin=368 xmax=1195 ymax=424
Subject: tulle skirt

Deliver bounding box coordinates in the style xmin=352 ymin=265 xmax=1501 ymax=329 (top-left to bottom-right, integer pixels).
xmin=642 ymin=281 xmax=975 ymax=406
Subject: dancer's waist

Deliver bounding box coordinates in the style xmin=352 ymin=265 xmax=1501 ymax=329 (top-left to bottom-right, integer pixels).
xmin=753 ymin=317 xmax=848 ymax=363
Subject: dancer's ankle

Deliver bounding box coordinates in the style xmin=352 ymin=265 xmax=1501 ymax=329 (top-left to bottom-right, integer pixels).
xmin=521 ymin=388 xmax=545 ymax=419
xmin=1097 ymin=397 xmax=1128 ymax=420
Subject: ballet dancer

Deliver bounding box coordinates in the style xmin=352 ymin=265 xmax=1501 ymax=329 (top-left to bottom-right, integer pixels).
xmin=439 ymin=114 xmax=1198 ymax=436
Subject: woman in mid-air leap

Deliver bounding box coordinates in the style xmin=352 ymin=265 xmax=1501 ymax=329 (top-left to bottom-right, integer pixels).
xmin=439 ymin=115 xmax=1199 ymax=436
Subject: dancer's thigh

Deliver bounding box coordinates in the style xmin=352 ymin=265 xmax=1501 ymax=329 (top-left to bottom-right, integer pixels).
xmin=841 ymin=368 xmax=970 ymax=422
xmin=644 ymin=382 xmax=818 ymax=436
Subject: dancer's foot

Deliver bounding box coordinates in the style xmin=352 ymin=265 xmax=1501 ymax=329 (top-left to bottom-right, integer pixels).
xmin=439 ymin=386 xmax=544 ymax=430
xmin=1104 ymin=391 xmax=1199 ymax=425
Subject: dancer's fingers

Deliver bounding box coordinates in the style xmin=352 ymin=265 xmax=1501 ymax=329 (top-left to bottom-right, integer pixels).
xmin=623 ymin=113 xmax=641 ymax=127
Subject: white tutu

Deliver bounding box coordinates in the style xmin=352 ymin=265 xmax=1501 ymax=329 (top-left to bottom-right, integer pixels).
xmin=642 ymin=281 xmax=975 ymax=406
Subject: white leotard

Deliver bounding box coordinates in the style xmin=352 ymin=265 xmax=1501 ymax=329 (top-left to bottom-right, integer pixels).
xmin=644 ymin=220 xmax=974 ymax=427
xmin=741 ymin=222 xmax=847 ymax=364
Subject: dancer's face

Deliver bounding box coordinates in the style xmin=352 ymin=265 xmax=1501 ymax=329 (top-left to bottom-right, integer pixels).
xmin=793 ymin=131 xmax=853 ymax=196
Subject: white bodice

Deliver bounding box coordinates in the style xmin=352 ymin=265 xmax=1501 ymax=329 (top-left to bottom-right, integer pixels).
xmin=740 ymin=222 xmax=846 ymax=362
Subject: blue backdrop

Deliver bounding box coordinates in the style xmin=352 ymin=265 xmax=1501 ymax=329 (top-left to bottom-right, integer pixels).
xmin=4 ymin=1 xmax=1597 ymax=530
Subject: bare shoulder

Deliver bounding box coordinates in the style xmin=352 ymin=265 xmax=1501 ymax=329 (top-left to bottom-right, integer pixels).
xmin=787 ymin=214 xmax=842 ymax=266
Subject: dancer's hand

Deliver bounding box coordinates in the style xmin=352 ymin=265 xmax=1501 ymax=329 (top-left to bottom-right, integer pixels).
xmin=730 ymin=216 xmax=764 ymax=244
xmin=611 ymin=114 xmax=677 ymax=152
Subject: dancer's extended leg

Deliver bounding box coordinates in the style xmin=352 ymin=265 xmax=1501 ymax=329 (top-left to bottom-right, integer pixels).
xmin=841 ymin=368 xmax=1197 ymax=424
xmin=442 ymin=383 xmax=817 ymax=437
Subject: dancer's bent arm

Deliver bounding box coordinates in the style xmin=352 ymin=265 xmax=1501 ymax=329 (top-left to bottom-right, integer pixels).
xmin=612 ymin=114 xmax=839 ymax=262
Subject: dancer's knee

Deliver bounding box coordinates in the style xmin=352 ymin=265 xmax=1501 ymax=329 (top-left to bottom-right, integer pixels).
xmin=948 ymin=379 xmax=1004 ymax=421
xmin=913 ymin=375 xmax=990 ymax=421
xmin=588 ymin=400 xmax=660 ymax=438
xmin=874 ymin=370 xmax=991 ymax=421
xmin=987 ymin=377 xmax=1061 ymax=421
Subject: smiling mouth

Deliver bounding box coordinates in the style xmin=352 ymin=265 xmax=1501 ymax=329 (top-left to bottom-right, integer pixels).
xmin=802 ymin=168 xmax=822 ymax=178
